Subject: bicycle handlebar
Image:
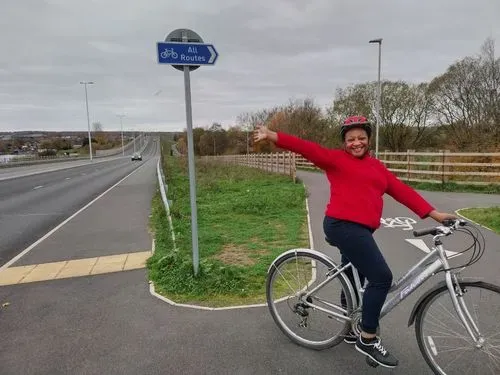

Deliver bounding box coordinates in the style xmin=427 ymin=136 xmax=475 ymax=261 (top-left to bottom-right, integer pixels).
xmin=413 ymin=219 xmax=467 ymax=238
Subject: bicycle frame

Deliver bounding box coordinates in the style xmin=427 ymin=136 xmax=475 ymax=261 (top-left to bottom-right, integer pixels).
xmin=303 ymin=234 xmax=482 ymax=342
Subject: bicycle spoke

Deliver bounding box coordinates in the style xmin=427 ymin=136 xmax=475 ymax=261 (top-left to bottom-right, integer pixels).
xmin=436 ymin=345 xmax=475 ymax=354
xmin=294 ymin=255 xmax=302 ymax=293
xmin=465 ymin=353 xmax=480 ymax=375
xmin=442 ymin=347 xmax=473 ymax=371
xmin=424 ymin=314 xmax=470 ymax=341
xmin=274 ymin=263 xmax=304 ymax=296
xmin=486 ymin=330 xmax=500 ymax=340
xmin=266 ymin=251 xmax=352 ymax=350
xmin=486 ymin=354 xmax=500 ymax=375
xmin=416 ymin=282 xmax=500 ymax=375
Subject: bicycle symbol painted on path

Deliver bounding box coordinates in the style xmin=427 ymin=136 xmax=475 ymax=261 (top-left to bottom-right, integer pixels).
xmin=160 ymin=48 xmax=178 ymax=59
xmin=380 ymin=217 xmax=416 ymax=231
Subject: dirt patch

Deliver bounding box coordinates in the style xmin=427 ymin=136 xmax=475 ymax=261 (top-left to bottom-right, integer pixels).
xmin=214 ymin=243 xmax=269 ymax=266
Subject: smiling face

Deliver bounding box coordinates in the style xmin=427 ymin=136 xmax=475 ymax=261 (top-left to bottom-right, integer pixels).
xmin=344 ymin=128 xmax=370 ymax=158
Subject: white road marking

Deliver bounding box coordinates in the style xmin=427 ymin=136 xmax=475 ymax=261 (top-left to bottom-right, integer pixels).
xmin=33 ymin=185 xmax=44 ymax=190
xmin=405 ymin=238 xmax=458 ymax=257
xmin=380 ymin=217 xmax=416 ymax=231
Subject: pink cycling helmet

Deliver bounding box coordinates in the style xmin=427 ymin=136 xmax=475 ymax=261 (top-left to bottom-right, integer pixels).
xmin=340 ymin=115 xmax=372 ymax=140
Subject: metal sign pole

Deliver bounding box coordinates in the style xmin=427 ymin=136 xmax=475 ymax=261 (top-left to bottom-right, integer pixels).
xmin=182 ymin=31 xmax=200 ymax=276
xmin=157 ymin=28 xmax=218 ymax=277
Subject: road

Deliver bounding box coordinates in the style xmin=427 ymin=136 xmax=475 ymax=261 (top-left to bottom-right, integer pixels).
xmin=0 ymin=163 xmax=498 ymax=375
xmin=0 ymin=137 xmax=156 ymax=267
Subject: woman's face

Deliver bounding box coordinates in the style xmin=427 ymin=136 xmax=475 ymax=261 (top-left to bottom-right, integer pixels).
xmin=344 ymin=128 xmax=370 ymax=158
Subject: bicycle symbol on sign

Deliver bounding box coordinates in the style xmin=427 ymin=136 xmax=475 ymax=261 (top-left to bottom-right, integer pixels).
xmin=160 ymin=48 xmax=178 ymax=59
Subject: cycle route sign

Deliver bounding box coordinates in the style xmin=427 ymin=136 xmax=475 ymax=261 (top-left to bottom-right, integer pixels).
xmin=157 ymin=42 xmax=218 ymax=66
xmin=155 ymin=28 xmax=219 ymax=276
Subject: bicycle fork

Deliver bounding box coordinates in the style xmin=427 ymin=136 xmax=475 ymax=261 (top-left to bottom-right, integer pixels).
xmin=445 ymin=272 xmax=485 ymax=347
xmin=439 ymin=241 xmax=484 ymax=347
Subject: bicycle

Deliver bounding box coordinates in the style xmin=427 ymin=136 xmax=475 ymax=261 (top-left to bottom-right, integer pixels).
xmin=160 ymin=48 xmax=178 ymax=59
xmin=265 ymin=219 xmax=500 ymax=374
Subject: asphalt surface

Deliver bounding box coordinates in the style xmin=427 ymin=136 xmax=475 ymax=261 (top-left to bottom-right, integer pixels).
xmin=0 ymin=164 xmax=499 ymax=374
xmin=0 ymin=138 xmax=144 ymax=182
xmin=0 ymin=138 xmax=153 ymax=267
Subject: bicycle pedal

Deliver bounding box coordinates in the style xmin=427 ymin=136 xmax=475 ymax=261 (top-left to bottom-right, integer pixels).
xmin=366 ymin=356 xmax=379 ymax=368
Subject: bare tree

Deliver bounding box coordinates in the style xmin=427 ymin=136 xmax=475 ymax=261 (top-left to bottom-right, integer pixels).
xmin=380 ymin=81 xmax=435 ymax=151
xmin=327 ymin=81 xmax=435 ymax=151
xmin=428 ymin=38 xmax=500 ymax=149
xmin=327 ymin=83 xmax=375 ymax=125
xmin=92 ymin=121 xmax=103 ymax=132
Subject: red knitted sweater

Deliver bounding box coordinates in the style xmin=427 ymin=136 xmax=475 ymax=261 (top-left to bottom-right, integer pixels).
xmin=276 ymin=132 xmax=434 ymax=230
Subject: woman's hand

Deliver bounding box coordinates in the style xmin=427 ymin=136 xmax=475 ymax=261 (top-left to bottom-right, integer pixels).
xmin=253 ymin=125 xmax=277 ymax=143
xmin=428 ymin=210 xmax=458 ymax=224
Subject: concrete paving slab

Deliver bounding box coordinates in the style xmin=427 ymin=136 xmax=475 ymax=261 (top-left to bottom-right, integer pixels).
xmin=0 ymin=265 xmax=36 ymax=286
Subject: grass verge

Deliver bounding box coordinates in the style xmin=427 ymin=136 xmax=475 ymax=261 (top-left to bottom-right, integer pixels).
xmin=456 ymin=207 xmax=500 ymax=234
xmin=406 ymin=181 xmax=500 ymax=194
xmin=147 ymin=155 xmax=309 ymax=307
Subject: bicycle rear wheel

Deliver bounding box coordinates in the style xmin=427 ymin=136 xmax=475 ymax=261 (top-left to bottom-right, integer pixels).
xmin=266 ymin=249 xmax=354 ymax=350
xmin=415 ymin=281 xmax=500 ymax=375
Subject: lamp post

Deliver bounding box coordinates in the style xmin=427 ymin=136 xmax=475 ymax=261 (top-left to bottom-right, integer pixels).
xmin=133 ymin=130 xmax=136 ymax=153
xmin=116 ymin=114 xmax=125 ymax=156
xmin=80 ymin=81 xmax=94 ymax=161
xmin=369 ymin=38 xmax=382 ymax=158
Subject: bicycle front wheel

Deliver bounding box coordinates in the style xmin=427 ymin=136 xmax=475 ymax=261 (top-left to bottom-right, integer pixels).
xmin=415 ymin=281 xmax=500 ymax=375
xmin=266 ymin=250 xmax=354 ymax=350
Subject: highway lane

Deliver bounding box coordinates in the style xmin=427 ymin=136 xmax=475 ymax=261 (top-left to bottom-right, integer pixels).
xmin=0 ymin=136 xmax=147 ymax=182
xmin=0 ymin=137 xmax=159 ymax=267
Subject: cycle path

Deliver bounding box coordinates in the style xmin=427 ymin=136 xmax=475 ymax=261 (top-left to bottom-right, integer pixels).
xmin=0 ymin=168 xmax=498 ymax=374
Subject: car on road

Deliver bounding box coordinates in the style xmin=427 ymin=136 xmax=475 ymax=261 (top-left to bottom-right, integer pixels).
xmin=131 ymin=152 xmax=142 ymax=161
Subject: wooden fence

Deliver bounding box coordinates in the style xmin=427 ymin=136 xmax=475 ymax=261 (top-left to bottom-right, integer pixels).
xmin=204 ymin=152 xmax=297 ymax=181
xmin=378 ymin=150 xmax=500 ymax=185
xmin=206 ymin=150 xmax=500 ymax=186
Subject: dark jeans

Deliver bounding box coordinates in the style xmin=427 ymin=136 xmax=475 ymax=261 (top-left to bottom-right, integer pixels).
xmin=323 ymin=216 xmax=393 ymax=334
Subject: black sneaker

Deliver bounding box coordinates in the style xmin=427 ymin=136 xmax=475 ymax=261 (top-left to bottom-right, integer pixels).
xmin=355 ymin=336 xmax=399 ymax=368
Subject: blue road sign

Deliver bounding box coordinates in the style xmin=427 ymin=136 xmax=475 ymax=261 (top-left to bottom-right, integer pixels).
xmin=157 ymin=42 xmax=218 ymax=66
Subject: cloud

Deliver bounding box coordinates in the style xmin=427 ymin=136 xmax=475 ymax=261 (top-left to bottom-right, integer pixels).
xmin=0 ymin=0 xmax=499 ymax=132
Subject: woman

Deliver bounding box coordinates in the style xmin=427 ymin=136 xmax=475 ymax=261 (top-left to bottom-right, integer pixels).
xmin=253 ymin=115 xmax=456 ymax=368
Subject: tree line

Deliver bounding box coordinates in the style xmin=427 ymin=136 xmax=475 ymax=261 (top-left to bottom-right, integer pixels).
xmin=175 ymin=38 xmax=499 ymax=155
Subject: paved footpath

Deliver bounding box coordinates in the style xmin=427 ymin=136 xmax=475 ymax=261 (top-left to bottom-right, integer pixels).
xmin=0 ymin=167 xmax=498 ymax=374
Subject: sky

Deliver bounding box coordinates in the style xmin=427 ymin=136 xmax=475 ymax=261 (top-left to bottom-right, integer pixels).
xmin=1 ymin=0 xmax=499 ymax=133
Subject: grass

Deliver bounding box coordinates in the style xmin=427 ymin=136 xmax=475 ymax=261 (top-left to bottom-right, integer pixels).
xmin=457 ymin=207 xmax=500 ymax=234
xmin=406 ymin=181 xmax=500 ymax=194
xmin=147 ymin=155 xmax=309 ymax=307
xmin=148 ymin=150 xmax=498 ymax=308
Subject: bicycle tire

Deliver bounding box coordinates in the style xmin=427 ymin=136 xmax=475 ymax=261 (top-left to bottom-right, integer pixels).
xmin=266 ymin=250 xmax=354 ymax=350
xmin=415 ymin=281 xmax=500 ymax=375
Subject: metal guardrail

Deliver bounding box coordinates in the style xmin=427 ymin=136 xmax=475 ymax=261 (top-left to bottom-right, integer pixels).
xmin=156 ymin=159 xmax=177 ymax=251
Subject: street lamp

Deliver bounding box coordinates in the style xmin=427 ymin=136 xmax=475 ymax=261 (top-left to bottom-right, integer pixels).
xmin=369 ymin=38 xmax=382 ymax=158
xmin=133 ymin=130 xmax=136 ymax=153
xmin=80 ymin=81 xmax=94 ymax=161
xmin=116 ymin=114 xmax=125 ymax=156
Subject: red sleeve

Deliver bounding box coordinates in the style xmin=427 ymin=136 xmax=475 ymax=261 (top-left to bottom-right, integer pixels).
xmin=275 ymin=132 xmax=338 ymax=170
xmin=384 ymin=167 xmax=435 ymax=218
